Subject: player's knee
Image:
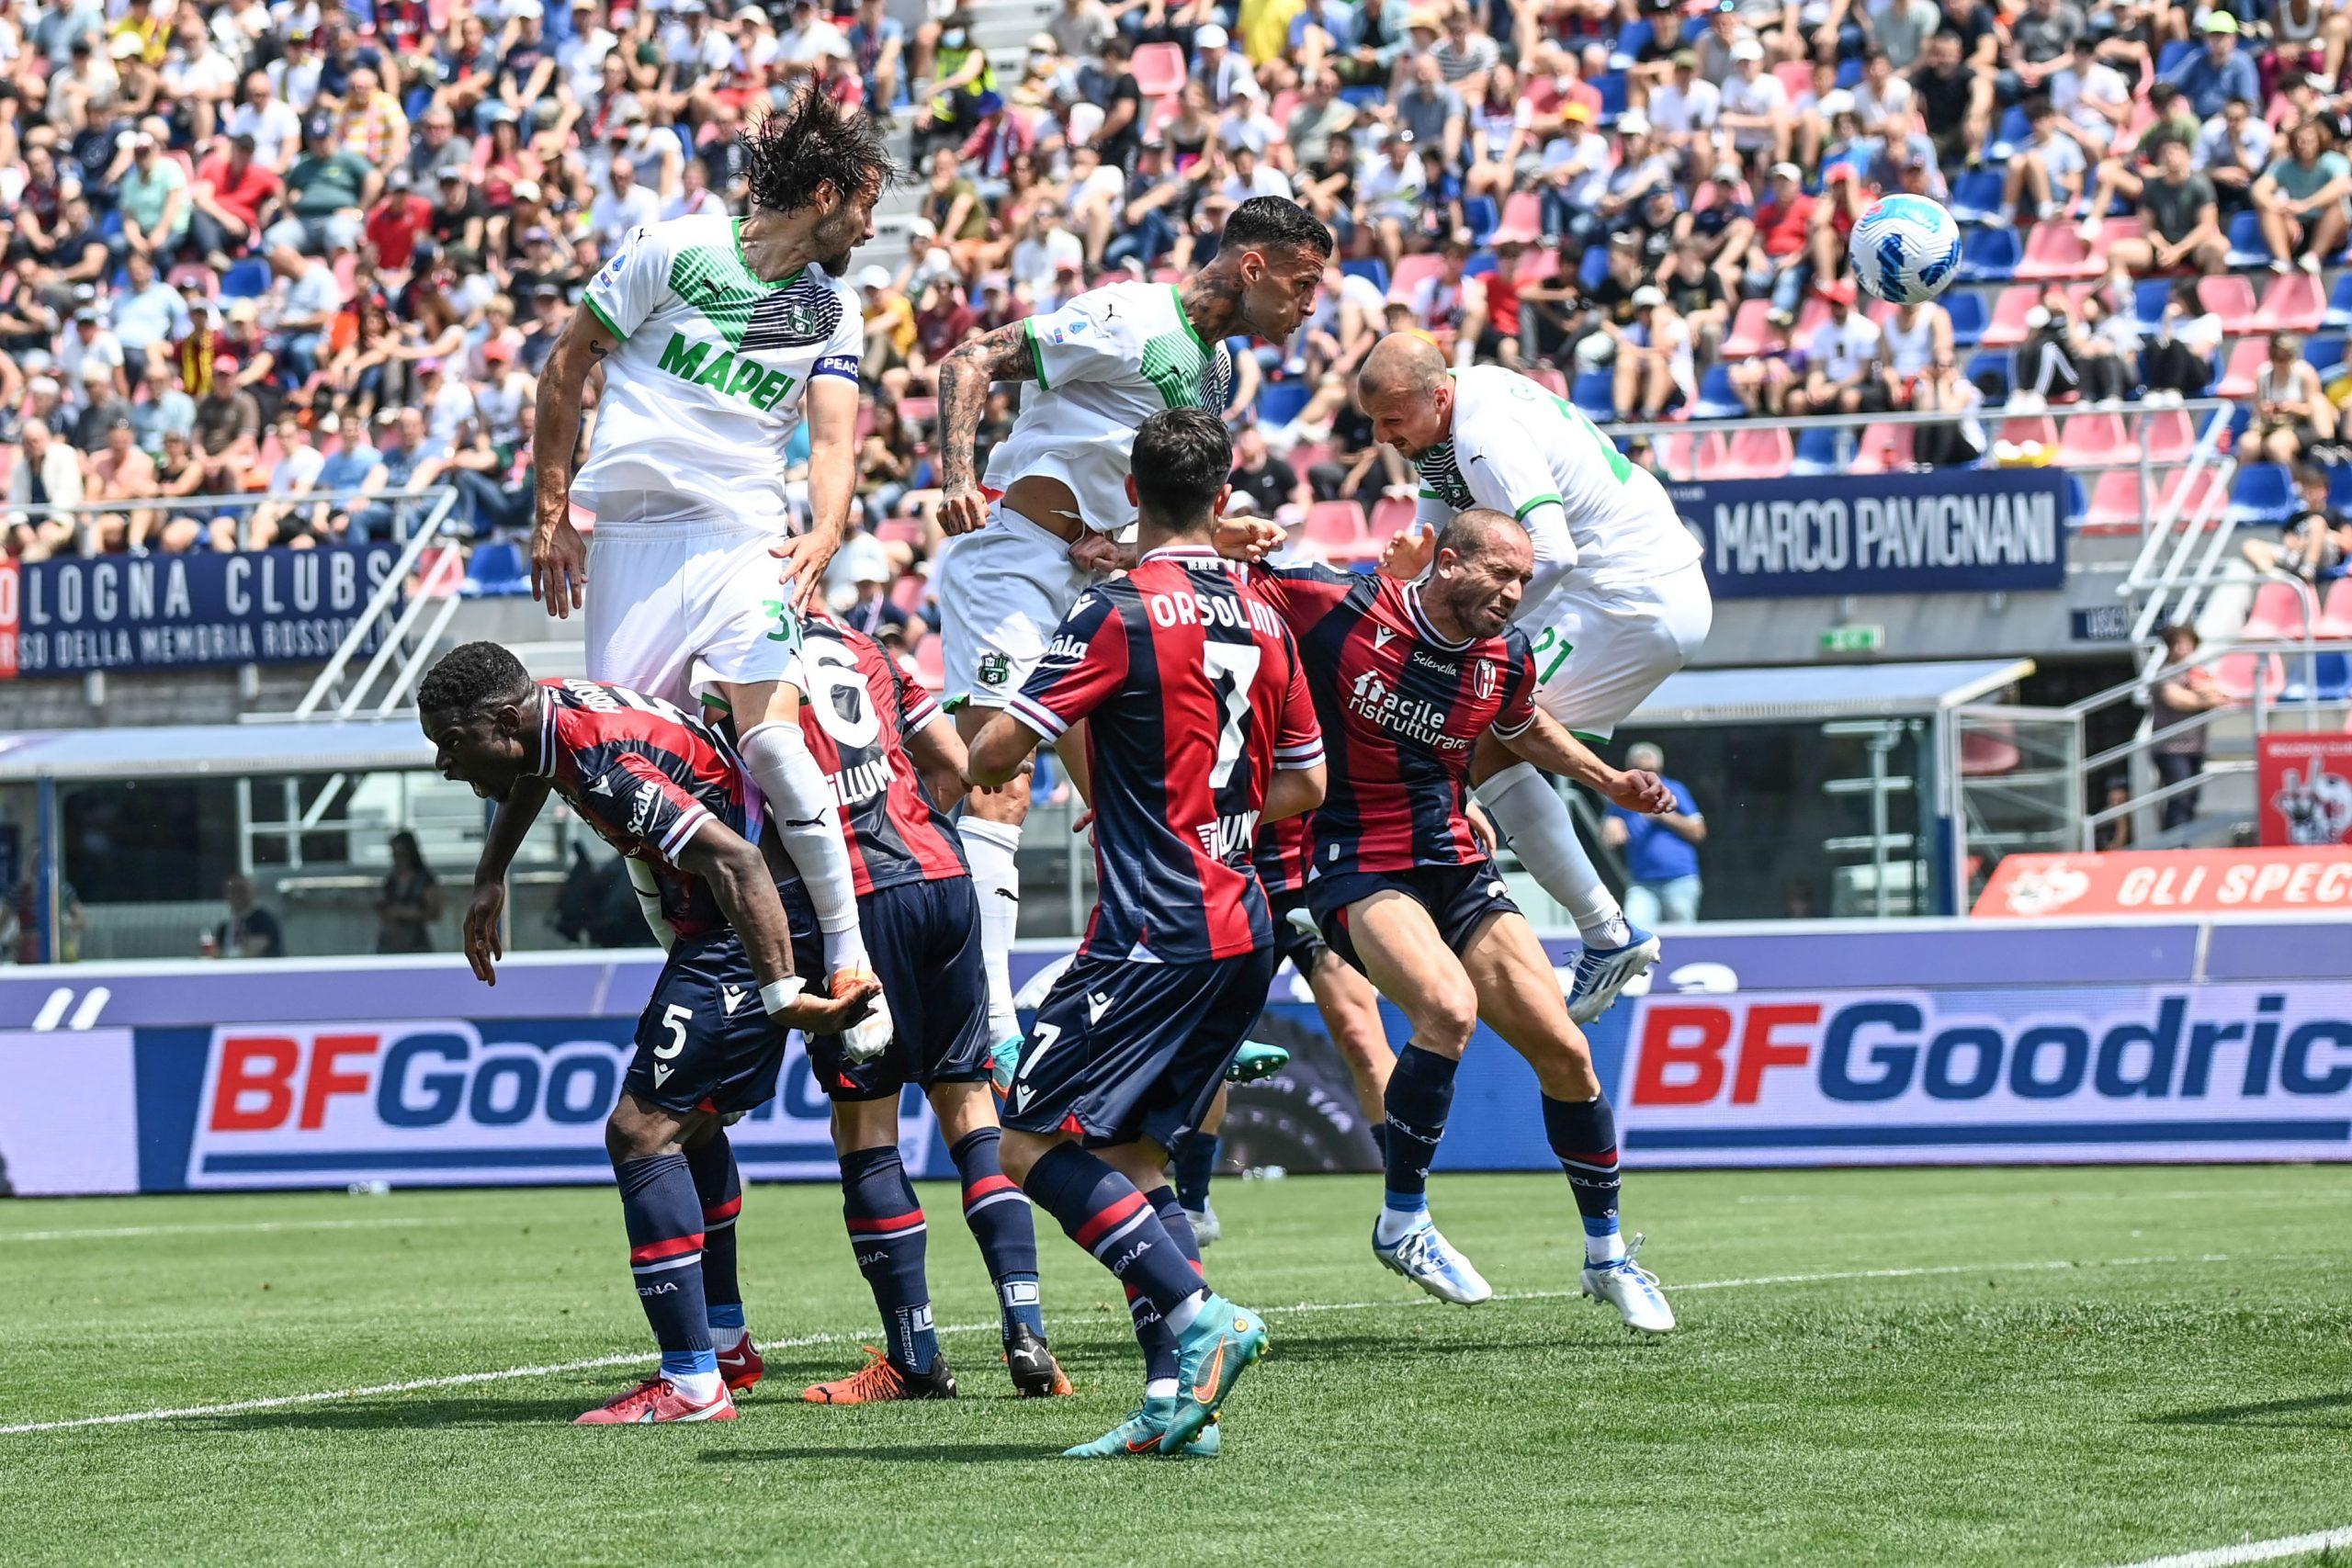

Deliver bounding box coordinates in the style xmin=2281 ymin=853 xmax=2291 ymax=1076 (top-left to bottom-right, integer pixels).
xmin=605 ymin=1102 xmax=675 ymax=1163
xmin=1408 ymin=984 xmax=1479 ymax=1056
xmin=1526 ymin=1027 xmax=1600 ymax=1100
xmin=997 ymin=1128 xmax=1053 ymax=1185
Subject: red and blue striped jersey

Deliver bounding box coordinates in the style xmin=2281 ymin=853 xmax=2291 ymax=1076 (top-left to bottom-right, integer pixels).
xmin=1008 ymin=547 xmax=1324 ymax=963
xmin=1246 ymin=564 xmax=1539 ymax=878
xmin=793 ymin=615 xmax=970 ymax=897
xmin=1253 ymin=812 xmax=1312 ymax=897
xmin=530 ymin=677 xmax=758 ymax=940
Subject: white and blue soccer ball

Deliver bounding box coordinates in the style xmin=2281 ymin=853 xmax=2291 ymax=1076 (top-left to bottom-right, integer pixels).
xmin=1849 ymin=194 xmax=1962 ymax=305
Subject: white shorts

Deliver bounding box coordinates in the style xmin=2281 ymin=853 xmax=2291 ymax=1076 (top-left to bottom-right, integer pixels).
xmin=583 ymin=519 xmax=803 ymax=711
xmin=1520 ymin=559 xmax=1713 ymax=740
xmin=934 ymin=503 xmax=1097 ymax=709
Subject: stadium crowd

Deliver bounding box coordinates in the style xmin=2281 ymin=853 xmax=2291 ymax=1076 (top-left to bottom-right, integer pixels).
xmin=4 ymin=0 xmax=2352 ymax=602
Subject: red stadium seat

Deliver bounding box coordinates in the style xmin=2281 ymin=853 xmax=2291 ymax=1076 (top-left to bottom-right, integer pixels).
xmin=1650 ymin=431 xmax=1695 ymax=479
xmin=2140 ymin=407 xmax=2197 ymax=465
xmin=2242 ymin=581 xmax=2322 ymax=641
xmin=874 ymin=516 xmax=924 ymax=547
xmin=1527 ymin=365 xmax=1568 ymax=396
xmin=2210 ymin=652 xmax=2283 ymax=701
xmin=1492 ymin=193 xmax=1543 ymax=243
xmin=1131 ymin=41 xmax=1187 ymax=97
xmin=1694 ymin=428 xmax=1793 ymax=479
xmin=1304 ymin=500 xmax=1369 ymax=554
xmin=2058 ymin=412 xmax=2142 ymax=466
xmin=1999 ymin=415 xmax=2059 ymax=450
xmin=1792 ymin=295 xmax=1832 ymax=341
xmin=2196 ymin=274 xmax=2260 ymax=335
xmin=1368 ymin=496 xmax=1418 ymax=539
xmin=1721 ymin=299 xmax=1787 ymax=359
xmin=1979 ymin=287 xmax=2040 ymax=349
xmin=2252 ymin=270 xmax=2328 ymax=333
xmin=2322 ymin=578 xmax=2352 ymax=638
xmin=888 ymin=573 xmax=929 ymax=614
xmin=2081 ymin=469 xmax=2147 ymax=533
xmin=1287 ymin=441 xmax=1334 ymax=472
xmin=2216 ymin=337 xmax=2267 ymax=399
xmin=2156 ymin=466 xmax=2224 ymax=521
xmin=913 ymin=632 xmax=945 ymax=694
xmin=896 ymin=396 xmax=938 ymax=429
xmin=2016 ymin=222 xmax=2102 ymax=281
xmin=1387 ymin=253 xmax=1447 ymax=303
xmin=1773 ymin=60 xmax=1813 ymax=96
xmin=1850 ymin=423 xmax=1913 ymax=474
xmin=1513 ymin=245 xmax=1561 ymax=284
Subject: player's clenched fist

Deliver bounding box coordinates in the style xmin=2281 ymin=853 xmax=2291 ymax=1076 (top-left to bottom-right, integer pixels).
xmin=938 ymin=480 xmax=990 ymax=536
xmin=1605 ymin=769 xmax=1677 ymax=816
xmin=463 ymin=882 xmax=507 ymax=985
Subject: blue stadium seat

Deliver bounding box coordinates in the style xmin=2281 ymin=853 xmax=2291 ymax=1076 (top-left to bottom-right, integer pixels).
xmin=1986 ymin=106 xmax=2031 ymax=163
xmin=1463 ymin=196 xmax=1499 ymax=244
xmin=2226 ymin=210 xmax=2269 ymax=270
xmin=2157 ymin=38 xmax=2196 ymax=73
xmin=1957 ymin=226 xmax=2021 ymax=282
xmin=2065 ymin=474 xmax=2088 ymax=522
xmin=1464 ymin=249 xmax=1498 ymax=276
xmin=220 ymin=258 xmax=271 ymax=299
xmin=1572 ymin=370 xmax=1616 ymax=421
xmin=1341 ymin=256 xmax=1389 ymax=292
xmin=1340 ymin=85 xmax=1387 ymax=111
xmin=1946 ymin=291 xmax=1989 ymax=346
xmin=1578 ymin=245 xmax=1611 ymax=289
xmin=2227 ymin=464 xmax=2298 ymax=527
xmin=1949 ymin=169 xmax=2007 ymax=226
xmin=2305 ymin=333 xmax=2346 ymax=378
xmin=1694 ymin=363 xmax=1745 ymax=420
xmin=2283 ymin=652 xmax=2352 ymax=702
xmin=1791 ymin=425 xmax=1843 ymax=475
xmin=2334 ymin=463 xmax=2352 ymax=513
xmin=2134 ymin=277 xmax=2175 ymax=334
xmin=1611 ymin=18 xmax=1653 ymax=62
xmin=1967 ymin=350 xmax=2013 ymax=400
xmin=2329 ymin=273 xmax=2352 ymax=331
xmin=1835 ymin=57 xmax=1862 ymax=87
xmin=460 ymin=542 xmax=532 ymax=597
xmin=1256 ymin=378 xmax=1313 ymax=427
xmin=1594 ymin=70 xmax=1629 ymax=121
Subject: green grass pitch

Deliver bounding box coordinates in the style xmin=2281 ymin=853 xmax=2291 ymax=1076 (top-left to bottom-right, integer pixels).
xmin=5 ymin=1165 xmax=2348 ymax=1567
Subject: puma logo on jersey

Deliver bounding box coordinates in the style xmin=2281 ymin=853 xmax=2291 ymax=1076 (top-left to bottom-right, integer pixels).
xmin=721 ymin=986 xmax=746 ymax=1015
xmin=1087 ymin=991 xmax=1114 ymax=1024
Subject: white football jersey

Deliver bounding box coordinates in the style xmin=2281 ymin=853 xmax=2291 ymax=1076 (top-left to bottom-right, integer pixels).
xmin=576 ymin=214 xmax=862 ymax=531
xmin=982 ymin=280 xmax=1234 ymax=535
xmin=1413 ymin=365 xmax=1702 ymax=599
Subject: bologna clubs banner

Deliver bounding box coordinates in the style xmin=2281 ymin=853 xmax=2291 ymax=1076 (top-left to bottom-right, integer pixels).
xmin=1665 ymin=468 xmax=2070 ymax=599
xmin=0 ymin=543 xmax=401 ymax=679
xmin=1974 ymin=848 xmax=2352 ymax=918
xmin=2258 ymin=732 xmax=2352 ymax=847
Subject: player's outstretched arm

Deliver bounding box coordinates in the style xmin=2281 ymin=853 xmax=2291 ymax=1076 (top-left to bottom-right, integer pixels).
xmin=933 ymin=321 xmax=1036 ymax=536
xmin=965 ymin=709 xmax=1046 ymax=789
xmin=1503 ymin=711 xmax=1676 ymax=816
xmin=672 ymin=818 xmax=879 ymax=1034
xmin=463 ymin=776 xmax=553 ymax=986
xmin=529 ymin=308 xmax=621 ymax=618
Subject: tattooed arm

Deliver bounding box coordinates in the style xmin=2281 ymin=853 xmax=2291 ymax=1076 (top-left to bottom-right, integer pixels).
xmin=933 ymin=319 xmax=1036 ymax=536
xmin=530 ymin=307 xmax=620 ymax=617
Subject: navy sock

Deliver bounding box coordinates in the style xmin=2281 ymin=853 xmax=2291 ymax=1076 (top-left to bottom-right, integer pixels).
xmin=1170 ymin=1130 xmax=1217 ymax=1213
xmin=1382 ymin=1043 xmax=1460 ymax=1215
xmin=951 ymin=1127 xmax=1045 ymax=1345
xmin=614 ymin=1153 xmax=714 ymax=1380
xmin=1023 ymin=1142 xmax=1204 ymax=1319
xmin=1149 ymin=1186 xmax=1204 ymax=1274
xmin=1542 ymin=1093 xmax=1624 ymax=1261
xmin=1371 ymin=1122 xmax=1389 ymax=1164
xmin=686 ymin=1131 xmax=744 ymax=1340
xmin=1125 ymin=1189 xmax=1204 ymax=1385
xmin=840 ymin=1145 xmax=939 ymax=1373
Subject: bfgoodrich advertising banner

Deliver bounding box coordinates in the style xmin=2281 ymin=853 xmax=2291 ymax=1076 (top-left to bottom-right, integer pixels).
xmin=0 ymin=543 xmax=401 ymax=679
xmin=1666 ymin=468 xmax=2070 ymax=600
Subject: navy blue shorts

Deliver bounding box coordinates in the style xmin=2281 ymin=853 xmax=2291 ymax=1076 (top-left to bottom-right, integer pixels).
xmin=806 ymin=875 xmax=992 ymax=1101
xmin=1001 ymin=947 xmax=1277 ymax=1151
xmin=1267 ymin=886 xmax=1330 ymax=980
xmin=1308 ymin=863 xmax=1521 ymax=975
xmin=626 ymin=925 xmax=810 ymax=1116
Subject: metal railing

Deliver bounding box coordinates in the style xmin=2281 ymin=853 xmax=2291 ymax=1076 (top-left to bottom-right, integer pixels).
xmin=2 ymin=484 xmax=452 ymax=557
xmin=267 ymin=487 xmax=465 ymax=720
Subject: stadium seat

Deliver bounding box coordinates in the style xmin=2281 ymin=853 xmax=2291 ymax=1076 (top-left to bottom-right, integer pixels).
xmin=460 ymin=542 xmax=531 ymax=597
xmin=2284 ymin=650 xmax=2352 ymax=700
xmin=1304 ymin=500 xmax=1369 ymax=556
xmin=1949 ymin=168 xmax=2007 ymax=226
xmin=2253 ymin=270 xmax=2329 ymax=333
xmin=1492 ymin=193 xmax=1543 ymax=244
xmin=888 ymin=573 xmax=928 ymax=615
xmin=1526 ymin=365 xmax=1568 ymax=397
xmin=220 ymin=258 xmax=271 ymax=299
xmin=1463 ymin=196 xmax=1499 ymax=244
xmin=1694 ymin=363 xmax=1745 ymax=419
xmin=2064 ymin=473 xmax=2089 ymax=521
xmin=1966 ymin=349 xmax=2013 ymax=400
xmin=1572 ymin=370 xmax=1616 ymax=421
xmin=1721 ymin=299 xmax=1788 ymax=359
xmin=1514 ymin=245 xmax=1562 ymax=285
xmin=1945 ymin=290 xmax=1989 ymax=346
xmin=913 ymin=632 xmax=945 ymax=694
xmin=2080 ymin=469 xmax=2147 ymax=532
xmin=2058 ymin=412 xmax=2143 ymax=467
xmin=1578 ymin=245 xmax=1611 ymax=290
xmin=2157 ymin=465 xmax=2224 ymax=522
xmin=1986 ymin=105 xmax=2031 ymax=163
xmin=2303 ymin=333 xmax=2346 ymax=377
xmin=2227 ymin=463 xmax=2298 ymax=526
xmin=1368 ymin=495 xmax=1418 ymax=539
xmin=2196 ymin=273 xmax=2260 ymax=335
xmin=1130 ymin=41 xmax=1186 ymax=97
xmin=2210 ymin=651 xmax=2283 ymax=701
xmin=1650 ymin=430 xmax=1697 ymax=479
xmin=1979 ymin=286 xmax=2039 ymax=349
xmin=2132 ymin=277 xmax=2175 ymax=334
xmin=1387 ymin=253 xmax=1447 ymax=302
xmin=1957 ymin=226 xmax=2022 ymax=283
xmin=2215 ymin=337 xmax=2267 ymax=398
xmin=2225 ymin=209 xmax=2270 ymax=271
xmin=1256 ymin=378 xmax=1313 ymax=426
xmin=2242 ymin=580 xmax=2322 ymax=641
xmin=874 ymin=516 xmax=924 ymax=548
xmin=2016 ymin=223 xmax=2101 ymax=281
xmin=896 ymin=396 xmax=937 ymax=429
xmin=1694 ymin=427 xmax=1794 ymax=479
xmin=2320 ymin=577 xmax=2352 ymax=637
xmin=2140 ymin=407 xmax=2197 ymax=464
xmin=1594 ymin=70 xmax=1629 ymax=121
xmin=1851 ymin=423 xmax=1915 ymax=475
xmin=1792 ymin=295 xmax=1832 ymax=341
xmin=1790 ymin=424 xmax=1843 ymax=475
xmin=1999 ymin=415 xmax=2059 ymax=451
xmin=2156 ymin=38 xmax=2197 ymax=73
xmin=1611 ymin=18 xmax=1653 ymax=63
xmin=1341 ymin=256 xmax=1390 ymax=293
xmin=2328 ymin=273 xmax=2352 ymax=331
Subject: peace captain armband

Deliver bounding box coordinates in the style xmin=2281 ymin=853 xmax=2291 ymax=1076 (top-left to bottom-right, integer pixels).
xmin=760 ymin=977 xmax=808 ymax=1017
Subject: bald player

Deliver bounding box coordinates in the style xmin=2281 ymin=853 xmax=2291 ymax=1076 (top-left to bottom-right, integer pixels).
xmin=1356 ymin=335 xmax=1712 ymax=1025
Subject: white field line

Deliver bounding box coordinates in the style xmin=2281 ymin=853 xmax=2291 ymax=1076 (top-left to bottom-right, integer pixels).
xmin=0 ymin=1251 xmax=2220 ymax=1438
xmin=0 ymin=1218 xmax=466 ymax=1244
xmin=1733 ymin=1190 xmax=2342 ymax=1206
xmin=2106 ymin=1525 xmax=2352 ymax=1568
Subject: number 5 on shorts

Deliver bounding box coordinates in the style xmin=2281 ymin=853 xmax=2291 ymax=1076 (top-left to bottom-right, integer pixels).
xmin=657 ymin=1003 xmax=693 ymax=1059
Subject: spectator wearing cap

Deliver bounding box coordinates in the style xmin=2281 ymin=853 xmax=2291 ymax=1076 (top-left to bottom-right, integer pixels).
xmin=59 ymin=308 xmax=126 ymax=396
xmin=1191 ymin=24 xmax=1258 ymax=109
xmin=1688 ymin=159 xmax=1758 ymax=271
xmin=1360 ymin=129 xmax=1428 ymax=266
xmin=113 ymin=130 xmax=191 ymax=261
xmin=1721 ymin=38 xmax=1791 ymax=165
xmin=1649 ymin=51 xmax=1722 ymax=152
xmin=1537 ymin=100 xmax=1611 ymax=245
xmin=5 ymin=421 xmax=85 ymax=562
xmin=1602 ymin=743 xmax=1705 ymax=928
xmin=270 ymin=25 xmax=325 ymax=113
xmin=841 ymin=554 xmax=914 ymax=642
xmin=1396 ymin=52 xmax=1466 ymax=165
xmin=265 ymin=115 xmax=378 ymax=259
xmin=2167 ymin=12 xmax=2259 ymax=122
xmin=1791 ymin=278 xmax=1884 ymax=417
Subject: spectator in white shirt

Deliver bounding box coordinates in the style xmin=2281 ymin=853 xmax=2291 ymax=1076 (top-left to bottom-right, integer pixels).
xmin=2052 ymin=49 xmax=2132 ymax=155
xmin=1009 ymin=199 xmax=1084 ymax=297
xmin=2195 ymin=96 xmax=2274 ymax=216
xmin=1792 ymin=278 xmax=1884 ymax=415
xmin=1221 ymin=145 xmax=1294 ymax=203
xmin=1850 ymin=48 xmax=1914 ymax=131
xmin=226 ymin=69 xmax=303 ymax=170
xmin=589 ymin=156 xmax=663 ymax=252
xmin=1719 ymin=37 xmax=1791 ymax=161
xmin=1647 ymin=51 xmax=1722 ymax=152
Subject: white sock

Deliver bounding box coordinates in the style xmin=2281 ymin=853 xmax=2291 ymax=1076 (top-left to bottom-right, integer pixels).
xmin=1162 ymin=1290 xmax=1207 ymax=1336
xmin=1145 ymin=1377 xmax=1179 ymax=1401
xmin=709 ymin=1324 xmax=747 ymax=1352
xmin=1476 ymin=762 xmax=1631 ymax=948
xmin=1374 ymin=1204 xmax=1428 ymax=1247
xmin=959 ymin=816 xmax=1023 ymax=1042
xmin=1588 ymin=1232 xmax=1628 ymax=1266
xmin=667 ymin=1368 xmax=723 ymax=1403
xmin=738 ymin=720 xmax=870 ymax=974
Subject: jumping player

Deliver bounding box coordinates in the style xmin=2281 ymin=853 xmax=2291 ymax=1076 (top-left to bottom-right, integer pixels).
xmin=966 ymin=410 xmax=1327 ymax=1459
xmin=481 ymin=87 xmax=894 ymax=1055
xmin=786 ymin=614 xmax=1072 ymax=1404
xmin=421 ymin=642 xmax=877 ymax=1424
xmin=932 ymin=196 xmax=1331 ymax=1086
xmin=1248 ymin=511 xmax=1680 ymax=1332
xmin=1355 ymin=334 xmax=1713 ymax=1024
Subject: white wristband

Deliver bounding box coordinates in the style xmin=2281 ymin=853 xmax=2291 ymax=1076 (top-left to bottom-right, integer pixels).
xmin=760 ymin=976 xmax=808 ymax=1017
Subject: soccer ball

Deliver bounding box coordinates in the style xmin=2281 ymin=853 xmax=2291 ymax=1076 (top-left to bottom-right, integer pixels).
xmin=1849 ymin=195 xmax=1962 ymax=305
